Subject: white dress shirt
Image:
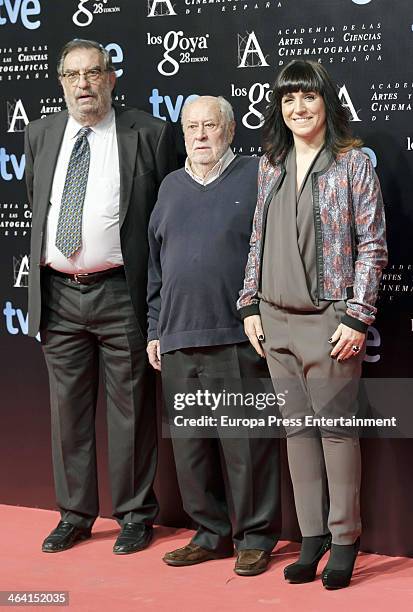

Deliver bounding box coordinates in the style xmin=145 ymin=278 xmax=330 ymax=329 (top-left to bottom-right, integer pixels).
xmin=43 ymin=108 xmax=122 ymax=273
xmin=184 ymin=147 xmax=235 ymax=186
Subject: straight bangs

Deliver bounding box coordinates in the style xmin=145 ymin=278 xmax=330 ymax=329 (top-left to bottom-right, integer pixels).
xmin=276 ymin=61 xmax=325 ymax=100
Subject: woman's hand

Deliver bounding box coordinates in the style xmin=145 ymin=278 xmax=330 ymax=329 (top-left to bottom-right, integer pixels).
xmin=244 ymin=315 xmax=265 ymax=358
xmin=329 ymin=323 xmax=366 ymax=362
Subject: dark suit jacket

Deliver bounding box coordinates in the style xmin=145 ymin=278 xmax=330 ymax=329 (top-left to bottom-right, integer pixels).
xmin=24 ymin=105 xmax=177 ymax=338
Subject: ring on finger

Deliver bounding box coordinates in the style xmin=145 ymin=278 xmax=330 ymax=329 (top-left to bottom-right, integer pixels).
xmin=351 ymin=345 xmax=360 ymax=353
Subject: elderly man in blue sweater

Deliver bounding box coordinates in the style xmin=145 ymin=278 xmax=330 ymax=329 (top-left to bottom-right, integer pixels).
xmin=147 ymin=96 xmax=280 ymax=576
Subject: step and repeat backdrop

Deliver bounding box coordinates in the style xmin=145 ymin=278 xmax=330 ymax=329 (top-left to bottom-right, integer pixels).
xmin=1 ymin=0 xmax=412 ymax=555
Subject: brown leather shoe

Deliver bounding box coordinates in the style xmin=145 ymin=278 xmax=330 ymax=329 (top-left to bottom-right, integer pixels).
xmin=163 ymin=542 xmax=232 ymax=566
xmin=234 ymin=549 xmax=271 ymax=576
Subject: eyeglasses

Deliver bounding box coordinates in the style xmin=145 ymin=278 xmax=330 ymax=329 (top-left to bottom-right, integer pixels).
xmin=61 ymin=68 xmax=107 ymax=85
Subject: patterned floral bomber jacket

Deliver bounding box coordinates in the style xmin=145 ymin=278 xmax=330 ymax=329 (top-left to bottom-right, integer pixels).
xmin=237 ymin=148 xmax=388 ymax=332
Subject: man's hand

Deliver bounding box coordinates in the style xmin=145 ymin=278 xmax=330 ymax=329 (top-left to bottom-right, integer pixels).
xmin=329 ymin=323 xmax=366 ymax=362
xmin=147 ymin=340 xmax=161 ymax=371
xmin=244 ymin=315 xmax=265 ymax=358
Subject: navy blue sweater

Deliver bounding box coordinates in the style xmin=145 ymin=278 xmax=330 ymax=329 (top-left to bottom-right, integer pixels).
xmin=147 ymin=155 xmax=259 ymax=354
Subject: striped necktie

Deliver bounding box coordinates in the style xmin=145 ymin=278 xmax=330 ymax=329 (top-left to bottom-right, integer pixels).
xmin=55 ymin=126 xmax=91 ymax=258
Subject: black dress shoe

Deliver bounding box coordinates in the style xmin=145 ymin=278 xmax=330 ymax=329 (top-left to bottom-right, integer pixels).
xmin=113 ymin=523 xmax=153 ymax=555
xmin=42 ymin=521 xmax=91 ymax=553
xmin=284 ymin=534 xmax=332 ymax=583
xmin=321 ymin=537 xmax=360 ymax=590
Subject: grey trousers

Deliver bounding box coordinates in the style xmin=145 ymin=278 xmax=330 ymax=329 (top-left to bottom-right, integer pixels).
xmin=40 ymin=269 xmax=158 ymax=529
xmin=260 ymin=299 xmax=362 ymax=545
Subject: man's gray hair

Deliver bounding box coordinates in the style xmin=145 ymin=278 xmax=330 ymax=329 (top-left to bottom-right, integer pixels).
xmin=57 ymin=39 xmax=114 ymax=75
xmin=216 ymin=96 xmax=234 ymax=125
xmin=181 ymin=96 xmax=235 ymax=127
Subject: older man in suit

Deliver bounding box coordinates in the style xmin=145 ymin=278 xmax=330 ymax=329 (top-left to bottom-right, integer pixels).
xmin=24 ymin=39 xmax=176 ymax=554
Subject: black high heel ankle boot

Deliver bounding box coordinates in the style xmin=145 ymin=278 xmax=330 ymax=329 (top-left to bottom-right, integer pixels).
xmin=284 ymin=534 xmax=332 ymax=583
xmin=321 ymin=537 xmax=360 ymax=590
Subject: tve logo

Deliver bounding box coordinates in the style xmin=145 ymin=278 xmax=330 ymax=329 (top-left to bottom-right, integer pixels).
xmin=105 ymin=42 xmax=123 ymax=78
xmin=149 ymin=88 xmax=198 ymax=122
xmin=3 ymin=300 xmax=40 ymax=341
xmin=364 ymin=326 xmax=381 ymax=363
xmin=0 ymin=0 xmax=41 ymax=30
xmin=0 ymin=148 xmax=25 ymax=181
xmin=4 ymin=301 xmax=27 ymax=334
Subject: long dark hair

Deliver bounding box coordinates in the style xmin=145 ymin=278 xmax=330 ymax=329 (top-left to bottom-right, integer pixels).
xmin=263 ymin=60 xmax=362 ymax=165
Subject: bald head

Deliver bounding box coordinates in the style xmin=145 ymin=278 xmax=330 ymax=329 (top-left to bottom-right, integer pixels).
xmin=181 ymin=96 xmax=235 ymax=179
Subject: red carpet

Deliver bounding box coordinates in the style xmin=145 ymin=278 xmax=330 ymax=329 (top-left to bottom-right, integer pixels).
xmin=1 ymin=504 xmax=412 ymax=611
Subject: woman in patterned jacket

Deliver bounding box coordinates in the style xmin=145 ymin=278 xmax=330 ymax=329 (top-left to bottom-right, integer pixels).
xmin=237 ymin=59 xmax=387 ymax=589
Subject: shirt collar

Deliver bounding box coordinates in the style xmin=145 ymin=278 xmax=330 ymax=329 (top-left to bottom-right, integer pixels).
xmin=67 ymin=107 xmax=115 ymax=140
xmin=185 ymin=147 xmax=235 ymax=185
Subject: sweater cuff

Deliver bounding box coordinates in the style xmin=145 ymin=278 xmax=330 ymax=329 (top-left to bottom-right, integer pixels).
xmin=147 ymin=330 xmax=159 ymax=342
xmin=341 ymin=313 xmax=369 ymax=334
xmin=238 ymin=303 xmax=260 ymax=320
